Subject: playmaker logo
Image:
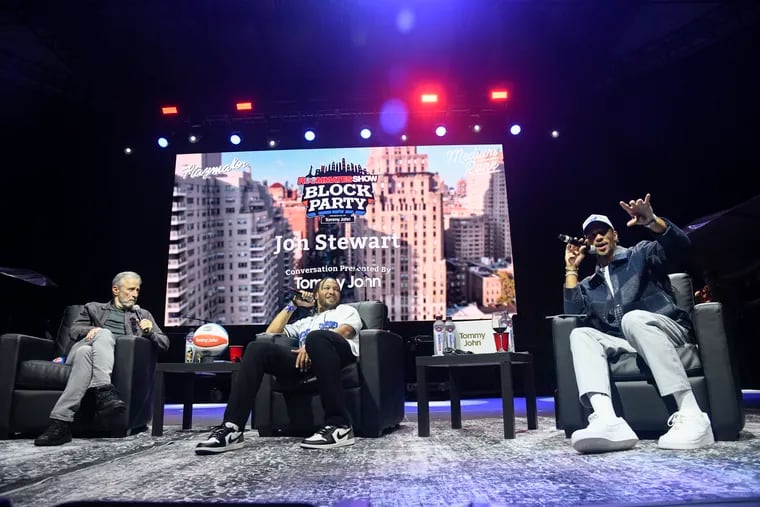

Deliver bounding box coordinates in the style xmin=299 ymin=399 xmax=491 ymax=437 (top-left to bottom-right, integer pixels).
xmin=297 ymin=159 xmax=377 ymax=223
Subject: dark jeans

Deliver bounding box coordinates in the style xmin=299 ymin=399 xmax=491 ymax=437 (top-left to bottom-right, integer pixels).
xmin=223 ymin=330 xmax=356 ymax=429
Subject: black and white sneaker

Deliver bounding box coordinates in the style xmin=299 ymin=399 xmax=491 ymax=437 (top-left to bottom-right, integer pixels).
xmin=300 ymin=425 xmax=355 ymax=449
xmin=194 ymin=422 xmax=244 ymax=455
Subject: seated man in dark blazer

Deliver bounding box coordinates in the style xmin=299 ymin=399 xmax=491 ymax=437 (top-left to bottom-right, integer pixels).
xmin=34 ymin=271 xmax=168 ymax=446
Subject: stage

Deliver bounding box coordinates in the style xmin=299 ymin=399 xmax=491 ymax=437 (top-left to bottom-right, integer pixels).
xmin=2 ymin=398 xmax=759 ymax=507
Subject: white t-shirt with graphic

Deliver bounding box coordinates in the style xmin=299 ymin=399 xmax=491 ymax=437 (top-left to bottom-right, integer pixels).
xmin=283 ymin=304 xmax=363 ymax=357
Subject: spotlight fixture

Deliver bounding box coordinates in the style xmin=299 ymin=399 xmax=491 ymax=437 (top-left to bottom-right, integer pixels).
xmin=304 ymin=129 xmax=316 ymax=142
xmin=551 ymin=130 xmax=560 ymax=138
xmin=188 ymin=134 xmax=200 ymax=144
xmin=157 ymin=137 xmax=169 ymax=148
xmin=230 ymin=133 xmax=242 ymax=145
xmin=435 ymin=125 xmax=447 ymax=137
xmin=124 ymin=147 xmax=133 ymax=155
xmin=268 ymin=139 xmax=278 ymax=148
xmin=360 ymin=128 xmax=372 ymax=140
xmin=489 ymin=89 xmax=509 ymax=102
xmin=472 ymin=124 xmax=482 ymax=133
xmin=401 ymin=134 xmax=408 ymax=143
xmin=509 ymin=124 xmax=522 ymax=136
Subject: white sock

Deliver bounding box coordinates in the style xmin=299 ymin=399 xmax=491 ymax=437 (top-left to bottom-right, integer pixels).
xmin=588 ymin=393 xmax=617 ymax=420
xmin=673 ymin=390 xmax=701 ymax=414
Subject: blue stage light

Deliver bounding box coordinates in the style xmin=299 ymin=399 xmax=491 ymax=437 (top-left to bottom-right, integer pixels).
xmin=157 ymin=137 xmax=169 ymax=148
xmin=360 ymin=128 xmax=372 ymax=140
xmin=230 ymin=134 xmax=241 ymax=145
xmin=304 ymin=130 xmax=316 ymax=142
xmin=510 ymin=124 xmax=522 ymax=136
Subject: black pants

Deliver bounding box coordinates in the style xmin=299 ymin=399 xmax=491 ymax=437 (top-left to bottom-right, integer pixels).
xmin=223 ymin=330 xmax=356 ymax=429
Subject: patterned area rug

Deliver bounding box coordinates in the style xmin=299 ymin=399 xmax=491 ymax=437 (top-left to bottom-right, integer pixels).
xmin=1 ymin=413 xmax=759 ymax=507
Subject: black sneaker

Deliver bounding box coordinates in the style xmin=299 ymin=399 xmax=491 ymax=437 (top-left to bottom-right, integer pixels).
xmin=34 ymin=419 xmax=72 ymax=446
xmin=93 ymin=384 xmax=127 ymax=418
xmin=300 ymin=425 xmax=355 ymax=449
xmin=195 ymin=422 xmax=244 ymax=455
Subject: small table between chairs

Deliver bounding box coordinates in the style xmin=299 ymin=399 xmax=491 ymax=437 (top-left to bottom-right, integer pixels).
xmin=416 ymin=351 xmax=537 ymax=439
xmin=151 ymin=361 xmax=240 ymax=436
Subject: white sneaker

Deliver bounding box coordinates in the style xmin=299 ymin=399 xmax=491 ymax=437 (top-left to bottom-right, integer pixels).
xmin=570 ymin=413 xmax=639 ymax=454
xmin=300 ymin=425 xmax=355 ymax=449
xmin=195 ymin=422 xmax=244 ymax=455
xmin=657 ymin=411 xmax=714 ymax=450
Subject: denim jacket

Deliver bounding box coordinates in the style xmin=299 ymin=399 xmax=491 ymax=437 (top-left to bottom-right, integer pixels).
xmin=563 ymin=218 xmax=693 ymax=338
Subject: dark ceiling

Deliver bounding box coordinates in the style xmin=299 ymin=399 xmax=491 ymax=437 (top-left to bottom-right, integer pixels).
xmin=3 ymin=0 xmax=759 ymax=134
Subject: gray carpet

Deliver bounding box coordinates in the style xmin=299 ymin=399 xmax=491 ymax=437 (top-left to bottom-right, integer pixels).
xmin=1 ymin=412 xmax=760 ymax=507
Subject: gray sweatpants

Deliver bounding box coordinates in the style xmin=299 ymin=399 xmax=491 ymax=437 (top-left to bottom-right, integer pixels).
xmin=50 ymin=329 xmax=116 ymax=422
xmin=570 ymin=309 xmax=691 ymax=407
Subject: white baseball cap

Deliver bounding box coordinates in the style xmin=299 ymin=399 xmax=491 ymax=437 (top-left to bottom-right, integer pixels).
xmin=582 ymin=214 xmax=614 ymax=234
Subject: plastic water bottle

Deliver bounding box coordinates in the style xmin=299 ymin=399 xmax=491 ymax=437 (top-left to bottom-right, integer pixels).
xmin=184 ymin=330 xmax=195 ymax=363
xmin=444 ymin=317 xmax=456 ymax=351
xmin=506 ymin=314 xmax=516 ymax=352
xmin=432 ymin=316 xmax=445 ymax=356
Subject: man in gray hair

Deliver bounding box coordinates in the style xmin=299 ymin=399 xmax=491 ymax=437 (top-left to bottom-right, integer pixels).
xmin=34 ymin=271 xmax=169 ymax=446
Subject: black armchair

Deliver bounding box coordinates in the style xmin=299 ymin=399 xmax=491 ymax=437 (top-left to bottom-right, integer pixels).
xmin=252 ymin=301 xmax=405 ymax=438
xmin=0 ymin=305 xmax=158 ymax=439
xmin=553 ymin=273 xmax=744 ymax=441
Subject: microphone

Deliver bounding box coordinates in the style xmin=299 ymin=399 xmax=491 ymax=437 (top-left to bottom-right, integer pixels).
xmin=558 ymin=234 xmax=596 ymax=255
xmin=132 ymin=304 xmax=143 ymax=320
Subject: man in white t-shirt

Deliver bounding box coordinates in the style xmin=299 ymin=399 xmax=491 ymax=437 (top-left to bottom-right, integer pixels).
xmin=195 ymin=277 xmax=363 ymax=454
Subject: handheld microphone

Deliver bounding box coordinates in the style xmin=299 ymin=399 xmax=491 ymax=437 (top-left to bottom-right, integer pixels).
xmin=132 ymin=304 xmax=143 ymax=320
xmin=558 ymin=234 xmax=596 ymax=255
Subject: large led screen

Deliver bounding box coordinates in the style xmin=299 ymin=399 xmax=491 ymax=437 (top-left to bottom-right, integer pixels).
xmin=165 ymin=145 xmax=516 ymax=326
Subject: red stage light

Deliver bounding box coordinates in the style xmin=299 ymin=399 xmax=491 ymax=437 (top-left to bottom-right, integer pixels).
xmin=161 ymin=106 xmax=179 ymax=115
xmin=420 ymin=94 xmax=439 ymax=104
xmin=490 ymin=89 xmax=509 ymax=101
xmin=236 ymin=101 xmax=253 ymax=111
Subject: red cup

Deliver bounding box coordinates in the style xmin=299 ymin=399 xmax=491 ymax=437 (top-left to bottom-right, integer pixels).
xmin=228 ymin=345 xmax=244 ymax=362
xmin=492 ymin=333 xmax=503 ymax=352
xmin=501 ymin=332 xmax=510 ymax=353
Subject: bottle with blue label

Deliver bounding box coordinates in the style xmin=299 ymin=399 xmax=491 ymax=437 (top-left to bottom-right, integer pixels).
xmin=432 ymin=316 xmax=445 ymax=356
xmin=184 ymin=330 xmax=195 ymax=364
xmin=444 ymin=317 xmax=456 ymax=351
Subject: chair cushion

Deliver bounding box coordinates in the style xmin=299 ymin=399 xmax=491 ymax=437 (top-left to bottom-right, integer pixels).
xmin=271 ymin=363 xmax=360 ymax=393
xmin=611 ymin=343 xmax=702 ymax=381
xmin=16 ymin=360 xmax=71 ymax=390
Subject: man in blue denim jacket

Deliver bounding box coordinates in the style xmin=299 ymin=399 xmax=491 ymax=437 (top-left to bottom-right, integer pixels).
xmin=563 ymin=193 xmax=713 ymax=454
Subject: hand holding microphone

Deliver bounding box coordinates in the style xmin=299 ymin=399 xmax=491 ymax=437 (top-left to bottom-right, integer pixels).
xmin=290 ymin=289 xmax=315 ymax=308
xmin=133 ymin=305 xmax=153 ymax=334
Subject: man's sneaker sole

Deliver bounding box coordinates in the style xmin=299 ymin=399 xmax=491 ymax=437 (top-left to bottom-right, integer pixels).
xmin=572 ymin=436 xmax=638 ymax=454
xmin=658 ymin=432 xmax=714 ymax=450
xmin=194 ymin=440 xmax=244 ymax=455
xmin=300 ymin=437 xmax=355 ymax=449
xmin=34 ymin=435 xmax=72 ymax=447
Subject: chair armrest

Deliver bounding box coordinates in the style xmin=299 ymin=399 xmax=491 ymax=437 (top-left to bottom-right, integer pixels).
xmin=552 ymin=316 xmax=586 ymax=435
xmin=0 ymin=333 xmax=56 ymax=437
xmin=693 ymin=302 xmax=744 ymax=436
xmin=357 ymin=329 xmax=405 ymax=435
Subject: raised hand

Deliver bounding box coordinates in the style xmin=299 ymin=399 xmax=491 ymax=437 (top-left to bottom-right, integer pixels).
xmin=293 ymin=290 xmax=316 ymax=308
xmin=619 ymin=193 xmax=655 ymax=228
xmin=564 ymin=242 xmax=587 ymax=270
